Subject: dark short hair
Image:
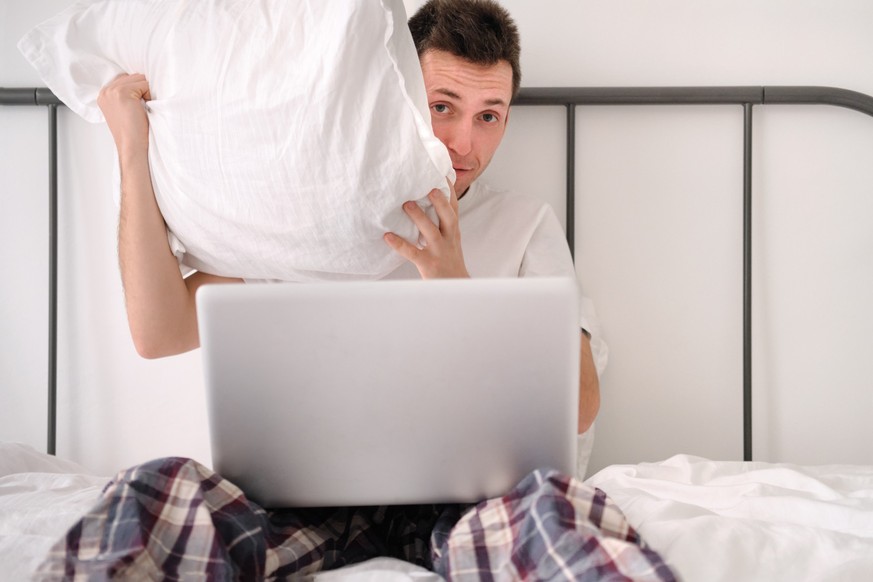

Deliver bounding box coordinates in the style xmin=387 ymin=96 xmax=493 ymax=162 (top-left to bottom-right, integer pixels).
xmin=408 ymin=0 xmax=521 ymax=98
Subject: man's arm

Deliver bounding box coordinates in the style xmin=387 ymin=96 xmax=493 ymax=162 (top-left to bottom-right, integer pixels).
xmin=578 ymin=333 xmax=600 ymax=434
xmin=99 ymin=74 xmax=240 ymax=358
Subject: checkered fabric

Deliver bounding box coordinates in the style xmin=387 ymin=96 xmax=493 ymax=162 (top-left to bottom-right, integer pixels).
xmin=433 ymin=469 xmax=676 ymax=581
xmin=36 ymin=457 xmax=676 ymax=581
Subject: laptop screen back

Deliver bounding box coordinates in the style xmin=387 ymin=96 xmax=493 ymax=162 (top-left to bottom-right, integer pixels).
xmin=197 ymin=277 xmax=580 ymax=508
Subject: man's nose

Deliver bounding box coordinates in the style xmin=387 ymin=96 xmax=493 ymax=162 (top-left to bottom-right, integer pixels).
xmin=444 ymin=119 xmax=473 ymax=157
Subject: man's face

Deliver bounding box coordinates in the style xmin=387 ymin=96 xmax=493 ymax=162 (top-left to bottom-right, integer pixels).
xmin=420 ymin=49 xmax=513 ymax=196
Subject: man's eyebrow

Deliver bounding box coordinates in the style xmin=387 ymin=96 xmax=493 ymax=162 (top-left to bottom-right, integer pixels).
xmin=433 ymin=88 xmax=461 ymax=100
xmin=432 ymin=88 xmax=508 ymax=107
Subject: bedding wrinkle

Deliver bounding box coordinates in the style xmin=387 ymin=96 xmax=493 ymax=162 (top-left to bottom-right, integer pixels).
xmin=0 ymin=449 xmax=108 ymax=581
xmin=210 ymin=9 xmax=239 ymax=206
xmin=588 ymin=455 xmax=873 ymax=581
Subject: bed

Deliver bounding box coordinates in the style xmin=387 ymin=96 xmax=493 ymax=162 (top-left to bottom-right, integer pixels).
xmin=3 ymin=443 xmax=873 ymax=580
xmin=2 ymin=85 xmax=873 ymax=580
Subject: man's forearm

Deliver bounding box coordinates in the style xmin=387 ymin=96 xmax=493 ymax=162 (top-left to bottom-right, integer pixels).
xmin=117 ymin=150 xmax=199 ymax=358
xmin=578 ymin=334 xmax=600 ymax=434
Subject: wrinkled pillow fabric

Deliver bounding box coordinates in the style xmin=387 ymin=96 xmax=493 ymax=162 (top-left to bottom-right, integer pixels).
xmin=19 ymin=0 xmax=453 ymax=280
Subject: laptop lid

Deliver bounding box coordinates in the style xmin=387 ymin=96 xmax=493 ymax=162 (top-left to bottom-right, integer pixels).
xmin=197 ymin=277 xmax=580 ymax=508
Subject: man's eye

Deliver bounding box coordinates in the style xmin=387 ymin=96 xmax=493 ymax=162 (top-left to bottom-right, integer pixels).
xmin=482 ymin=113 xmax=498 ymax=123
xmin=433 ymin=104 xmax=448 ymax=113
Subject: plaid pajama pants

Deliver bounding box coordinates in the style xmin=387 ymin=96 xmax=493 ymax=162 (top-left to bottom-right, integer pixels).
xmin=36 ymin=457 xmax=676 ymax=581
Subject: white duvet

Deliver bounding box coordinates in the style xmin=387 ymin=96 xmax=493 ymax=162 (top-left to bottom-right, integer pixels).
xmin=4 ymin=444 xmax=873 ymax=581
xmin=0 ymin=443 xmax=107 ymax=582
xmin=586 ymin=455 xmax=873 ymax=581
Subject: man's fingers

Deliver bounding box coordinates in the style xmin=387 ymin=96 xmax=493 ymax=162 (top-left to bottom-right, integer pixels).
xmin=383 ymin=232 xmax=420 ymax=262
xmin=428 ymin=188 xmax=457 ymax=235
xmin=99 ymin=73 xmax=152 ymax=103
xmin=403 ymin=200 xmax=441 ymax=242
xmin=446 ymin=179 xmax=459 ymax=213
xmin=123 ymin=76 xmax=152 ymax=102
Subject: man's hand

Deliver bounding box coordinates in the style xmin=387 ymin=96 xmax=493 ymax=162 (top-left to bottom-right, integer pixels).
xmin=97 ymin=73 xmax=152 ymax=156
xmin=383 ymin=181 xmax=470 ymax=279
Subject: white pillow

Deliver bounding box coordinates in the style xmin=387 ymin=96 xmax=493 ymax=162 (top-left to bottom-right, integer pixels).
xmin=19 ymin=0 xmax=453 ymax=281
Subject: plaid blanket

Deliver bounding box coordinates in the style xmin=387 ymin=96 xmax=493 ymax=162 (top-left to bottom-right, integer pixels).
xmin=36 ymin=457 xmax=676 ymax=581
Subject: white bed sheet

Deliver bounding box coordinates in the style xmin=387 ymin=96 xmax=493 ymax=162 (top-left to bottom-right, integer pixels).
xmin=586 ymin=454 xmax=873 ymax=581
xmin=0 ymin=442 xmax=108 ymax=581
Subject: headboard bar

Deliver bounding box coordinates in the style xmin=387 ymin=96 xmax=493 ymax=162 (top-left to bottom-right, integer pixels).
xmin=742 ymin=103 xmax=754 ymax=463
xmin=513 ymin=85 xmax=873 ymax=117
xmin=764 ymin=86 xmax=873 ymax=116
xmin=0 ymin=87 xmax=63 ymax=106
xmin=514 ymin=86 xmax=765 ymax=106
xmin=1 ymin=91 xmax=59 ymax=455
xmin=4 ymin=85 xmax=873 ymax=462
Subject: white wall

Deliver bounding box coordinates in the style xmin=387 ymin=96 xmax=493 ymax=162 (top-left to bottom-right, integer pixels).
xmin=2 ymin=1 xmax=871 ymax=476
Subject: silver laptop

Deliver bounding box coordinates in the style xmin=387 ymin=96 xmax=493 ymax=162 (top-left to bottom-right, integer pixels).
xmin=197 ymin=277 xmax=580 ymax=508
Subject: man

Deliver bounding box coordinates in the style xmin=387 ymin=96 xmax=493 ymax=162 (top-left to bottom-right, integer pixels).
xmin=100 ymin=0 xmax=601 ymax=435
xmin=40 ymin=2 xmax=676 ymax=580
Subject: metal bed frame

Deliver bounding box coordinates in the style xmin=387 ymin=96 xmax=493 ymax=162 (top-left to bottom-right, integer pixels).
xmin=3 ymin=84 xmax=873 ymax=461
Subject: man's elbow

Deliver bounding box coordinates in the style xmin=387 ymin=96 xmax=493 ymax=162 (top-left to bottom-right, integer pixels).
xmin=133 ymin=341 xmax=172 ymax=360
xmin=130 ymin=327 xmax=197 ymax=359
